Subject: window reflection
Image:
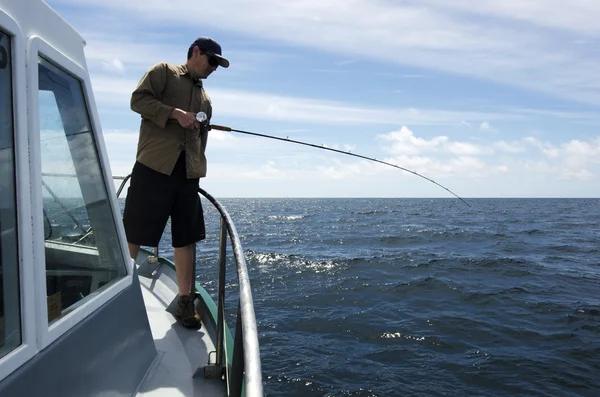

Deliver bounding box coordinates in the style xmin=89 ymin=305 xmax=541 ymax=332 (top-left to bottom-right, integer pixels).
xmin=0 ymin=28 xmax=21 ymax=358
xmin=38 ymin=56 xmax=127 ymax=323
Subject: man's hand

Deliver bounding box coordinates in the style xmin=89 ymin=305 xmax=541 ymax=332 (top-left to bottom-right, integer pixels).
xmin=170 ymin=108 xmax=200 ymax=129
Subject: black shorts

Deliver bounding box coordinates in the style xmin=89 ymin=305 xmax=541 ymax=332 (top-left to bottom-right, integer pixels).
xmin=122 ymin=152 xmax=205 ymax=248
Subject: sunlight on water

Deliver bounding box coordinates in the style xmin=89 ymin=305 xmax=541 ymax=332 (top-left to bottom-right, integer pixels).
xmin=381 ymin=332 xmax=426 ymax=341
xmin=140 ymin=197 xmax=600 ymax=397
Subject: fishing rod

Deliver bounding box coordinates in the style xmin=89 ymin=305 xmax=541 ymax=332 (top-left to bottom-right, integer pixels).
xmin=196 ymin=113 xmax=470 ymax=207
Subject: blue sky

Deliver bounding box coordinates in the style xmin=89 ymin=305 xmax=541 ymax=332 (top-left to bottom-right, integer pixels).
xmin=47 ymin=0 xmax=600 ymax=198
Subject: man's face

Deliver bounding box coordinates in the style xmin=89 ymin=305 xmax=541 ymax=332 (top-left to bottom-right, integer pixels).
xmin=190 ymin=46 xmax=218 ymax=79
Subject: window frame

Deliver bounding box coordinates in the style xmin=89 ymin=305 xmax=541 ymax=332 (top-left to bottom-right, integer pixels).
xmin=0 ymin=10 xmax=36 ymax=382
xmin=26 ymin=36 xmax=133 ymax=349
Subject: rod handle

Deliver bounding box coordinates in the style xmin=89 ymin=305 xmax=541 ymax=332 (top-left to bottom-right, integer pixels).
xmin=210 ymin=124 xmax=232 ymax=132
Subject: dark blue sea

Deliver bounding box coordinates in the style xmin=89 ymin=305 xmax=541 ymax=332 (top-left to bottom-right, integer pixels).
xmin=156 ymin=198 xmax=600 ymax=397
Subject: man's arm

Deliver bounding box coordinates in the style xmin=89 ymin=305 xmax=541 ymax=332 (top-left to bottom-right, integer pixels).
xmin=130 ymin=62 xmax=175 ymax=129
xmin=130 ymin=62 xmax=200 ymax=130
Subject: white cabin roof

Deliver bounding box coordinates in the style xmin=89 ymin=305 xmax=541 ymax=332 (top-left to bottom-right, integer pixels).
xmin=2 ymin=0 xmax=87 ymax=68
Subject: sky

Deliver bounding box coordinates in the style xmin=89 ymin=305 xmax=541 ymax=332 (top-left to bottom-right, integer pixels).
xmin=46 ymin=0 xmax=600 ymax=198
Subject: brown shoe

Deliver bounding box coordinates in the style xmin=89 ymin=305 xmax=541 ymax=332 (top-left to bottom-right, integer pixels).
xmin=174 ymin=295 xmax=202 ymax=329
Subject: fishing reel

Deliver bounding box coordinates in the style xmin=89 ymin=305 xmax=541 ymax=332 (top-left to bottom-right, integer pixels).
xmin=196 ymin=111 xmax=210 ymax=130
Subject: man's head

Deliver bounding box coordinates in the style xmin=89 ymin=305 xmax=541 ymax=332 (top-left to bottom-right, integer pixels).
xmin=187 ymin=37 xmax=229 ymax=79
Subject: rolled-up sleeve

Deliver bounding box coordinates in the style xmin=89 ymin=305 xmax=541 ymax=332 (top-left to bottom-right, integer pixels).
xmin=130 ymin=62 xmax=174 ymax=129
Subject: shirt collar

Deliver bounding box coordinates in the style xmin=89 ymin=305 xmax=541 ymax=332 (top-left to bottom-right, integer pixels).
xmin=176 ymin=64 xmax=203 ymax=87
xmin=174 ymin=63 xmax=186 ymax=74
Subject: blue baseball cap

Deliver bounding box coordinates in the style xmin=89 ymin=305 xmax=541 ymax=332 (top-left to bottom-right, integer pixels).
xmin=190 ymin=37 xmax=230 ymax=68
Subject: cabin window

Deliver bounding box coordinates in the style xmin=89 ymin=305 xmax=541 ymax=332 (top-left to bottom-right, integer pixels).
xmin=37 ymin=56 xmax=127 ymax=324
xmin=0 ymin=29 xmax=21 ymax=358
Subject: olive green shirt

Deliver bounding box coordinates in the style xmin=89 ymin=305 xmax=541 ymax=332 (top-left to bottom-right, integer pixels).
xmin=130 ymin=62 xmax=212 ymax=178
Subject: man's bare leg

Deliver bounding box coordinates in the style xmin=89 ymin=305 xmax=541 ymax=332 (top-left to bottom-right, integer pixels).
xmin=128 ymin=243 xmax=140 ymax=260
xmin=174 ymin=244 xmax=194 ymax=296
xmin=173 ymin=243 xmax=201 ymax=328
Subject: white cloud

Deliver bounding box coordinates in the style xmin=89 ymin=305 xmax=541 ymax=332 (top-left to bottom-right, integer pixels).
xmin=101 ymin=58 xmax=126 ymax=74
xmin=379 ymin=126 xmax=447 ymax=155
xmin=492 ymin=141 xmax=525 ymax=154
xmin=523 ymin=160 xmax=553 ymax=174
xmin=374 ymin=129 xmax=600 ymax=182
xmin=83 ymin=33 xmax=184 ymax=73
xmin=316 ymin=160 xmax=367 ymax=180
xmin=240 ymin=161 xmax=286 ymax=180
xmin=50 ymin=0 xmax=600 ymax=105
xmin=558 ymin=137 xmax=600 ymax=180
xmin=83 ymin=31 xmax=297 ymax=78
xmin=89 ymin=76 xmax=137 ymax=107
xmin=494 ymin=140 xmax=525 ymax=154
xmin=449 ymin=156 xmax=487 ymax=177
xmin=426 ymin=1 xmax=600 ymax=34
xmin=207 ymin=130 xmax=237 ymax=142
xmin=98 ymin=124 xmax=599 ymax=197
xmin=524 ymin=137 xmax=560 ymax=158
xmin=559 ymin=168 xmax=594 ymax=181
xmin=210 ymin=90 xmax=506 ymax=126
xmin=210 ymin=133 xmax=495 ymax=183
xmin=511 ymin=108 xmax=600 ymax=122
xmin=378 ymin=126 xmax=488 ymax=156
xmin=97 ymin=123 xmax=600 ymax=188
xmin=563 ymin=138 xmax=600 ymax=158
xmin=88 ymin=75 xmax=508 ymax=126
xmin=516 ymin=136 xmax=600 ymax=181
xmin=479 ymin=121 xmax=497 ymax=133
xmin=41 ymin=0 xmax=600 ymax=196
xmin=447 ymin=142 xmax=487 ymax=156
xmin=87 ymin=70 xmax=600 ymax=128
xmin=378 ymin=154 xmax=486 ymax=179
xmin=101 ymin=130 xmax=138 ymax=177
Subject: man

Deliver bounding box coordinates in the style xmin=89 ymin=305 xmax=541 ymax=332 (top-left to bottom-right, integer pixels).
xmin=123 ymin=37 xmax=229 ymax=328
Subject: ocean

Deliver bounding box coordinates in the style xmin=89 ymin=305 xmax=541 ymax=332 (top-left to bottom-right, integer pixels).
xmin=156 ymin=198 xmax=599 ymax=397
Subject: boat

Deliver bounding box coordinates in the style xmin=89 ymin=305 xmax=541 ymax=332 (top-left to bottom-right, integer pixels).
xmin=0 ymin=0 xmax=263 ymax=395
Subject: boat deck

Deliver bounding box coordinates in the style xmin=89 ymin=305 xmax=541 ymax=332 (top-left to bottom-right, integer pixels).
xmin=135 ymin=272 xmax=226 ymax=397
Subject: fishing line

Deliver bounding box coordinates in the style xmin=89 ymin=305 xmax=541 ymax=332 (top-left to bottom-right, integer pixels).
xmin=199 ymin=115 xmax=470 ymax=207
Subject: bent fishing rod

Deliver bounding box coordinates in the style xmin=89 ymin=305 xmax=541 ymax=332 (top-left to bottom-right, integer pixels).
xmin=196 ymin=113 xmax=470 ymax=207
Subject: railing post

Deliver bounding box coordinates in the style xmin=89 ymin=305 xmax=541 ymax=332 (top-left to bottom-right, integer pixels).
xmin=216 ymin=217 xmax=227 ymax=366
xmin=230 ymin=302 xmax=244 ymax=397
xmin=204 ymin=217 xmax=228 ymax=380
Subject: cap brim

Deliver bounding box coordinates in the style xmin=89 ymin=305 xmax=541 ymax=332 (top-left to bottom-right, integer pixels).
xmin=214 ymin=54 xmax=229 ymax=68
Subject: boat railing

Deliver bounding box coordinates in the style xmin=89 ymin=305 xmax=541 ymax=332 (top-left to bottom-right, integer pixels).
xmin=114 ymin=175 xmax=263 ymax=397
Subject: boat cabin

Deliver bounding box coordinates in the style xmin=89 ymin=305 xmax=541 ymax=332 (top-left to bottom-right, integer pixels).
xmin=0 ymin=1 xmax=262 ymax=396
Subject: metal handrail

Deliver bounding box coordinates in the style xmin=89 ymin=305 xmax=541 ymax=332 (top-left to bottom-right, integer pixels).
xmin=113 ymin=174 xmax=131 ymax=197
xmin=198 ymin=187 xmax=263 ymax=397
xmin=41 ymin=179 xmax=87 ymax=234
xmin=113 ymin=175 xmax=263 ymax=397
